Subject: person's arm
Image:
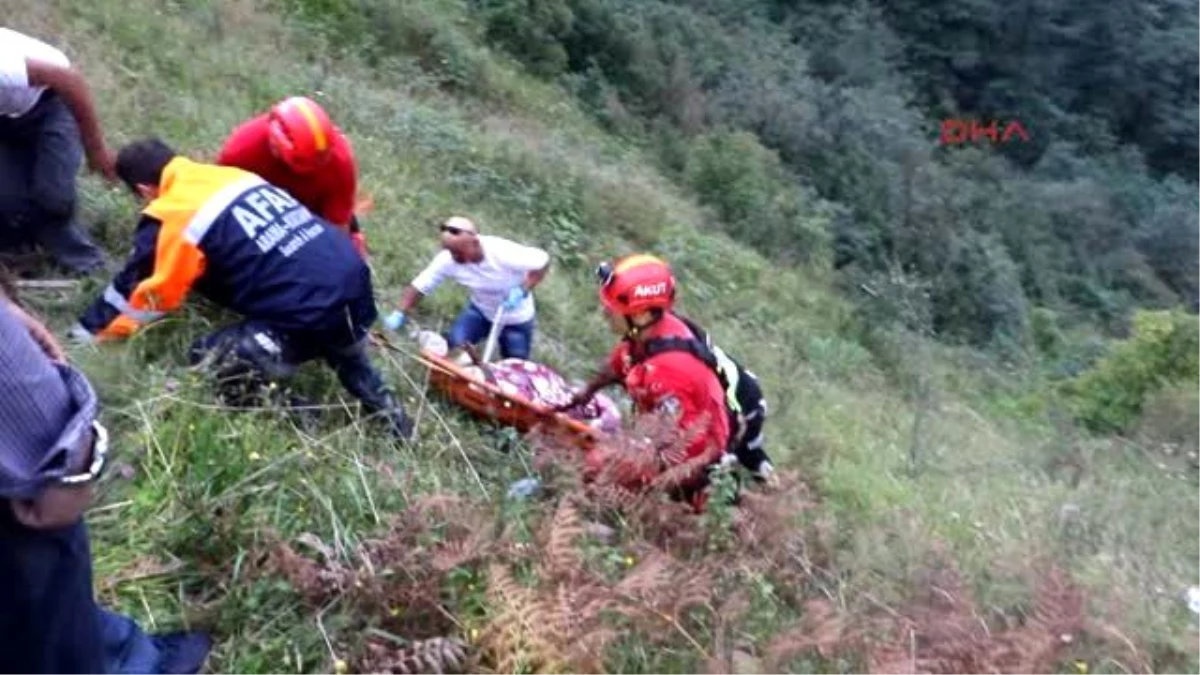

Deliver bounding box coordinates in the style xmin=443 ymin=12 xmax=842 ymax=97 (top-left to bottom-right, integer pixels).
xmin=0 ymin=302 xmax=99 ymax=513
xmin=401 ymin=252 xmax=453 ymax=310
xmin=382 ymin=253 xmax=451 ymax=330
xmin=396 ymin=285 xmax=424 ymax=313
xmin=4 ymin=298 xmax=65 ymax=362
xmin=494 ymin=239 xmax=551 ymax=293
xmin=576 ymin=363 xmax=620 ymax=401
xmin=0 ymin=276 xmax=65 ymax=361
xmin=648 ymin=388 xmax=727 ymax=491
xmin=24 ymin=59 xmax=114 ymax=180
xmin=520 ymin=259 xmax=550 ymax=294
xmin=347 ymin=215 xmax=368 ymax=258
xmin=553 ymin=355 xmax=621 ymax=412
xmin=74 ymin=215 xmax=205 ymax=341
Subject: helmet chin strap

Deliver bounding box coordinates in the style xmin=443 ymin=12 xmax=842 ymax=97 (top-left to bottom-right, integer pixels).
xmin=623 ymin=310 xmax=664 ymax=340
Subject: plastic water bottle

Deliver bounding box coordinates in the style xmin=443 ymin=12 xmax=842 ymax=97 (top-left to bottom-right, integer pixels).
xmin=507 ymin=477 xmax=541 ymax=499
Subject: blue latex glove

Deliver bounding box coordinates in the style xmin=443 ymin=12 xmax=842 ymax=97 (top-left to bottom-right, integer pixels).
xmin=383 ymin=310 xmax=406 ymax=331
xmin=502 ymin=286 xmax=527 ymax=312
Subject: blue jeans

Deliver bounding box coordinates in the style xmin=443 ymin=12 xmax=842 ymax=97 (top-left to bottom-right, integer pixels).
xmin=447 ymin=303 xmax=535 ymax=360
xmin=0 ymin=508 xmax=210 ymax=674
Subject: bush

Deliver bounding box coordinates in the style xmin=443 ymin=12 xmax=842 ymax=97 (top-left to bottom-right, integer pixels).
xmin=1060 ymin=309 xmax=1200 ymax=433
xmin=1029 ymin=307 xmax=1064 ymax=357
xmin=682 ymin=129 xmax=830 ymax=263
xmin=1134 ymin=383 xmax=1200 ymax=454
xmin=476 ymin=0 xmax=574 ymax=78
xmin=276 ymin=0 xmax=498 ymax=94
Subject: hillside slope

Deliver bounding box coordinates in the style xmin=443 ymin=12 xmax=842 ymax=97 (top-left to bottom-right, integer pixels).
xmin=5 ymin=0 xmax=1198 ymax=672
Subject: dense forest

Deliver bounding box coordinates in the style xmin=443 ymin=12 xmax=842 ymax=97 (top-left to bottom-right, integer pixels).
xmin=452 ymin=0 xmax=1198 ymax=352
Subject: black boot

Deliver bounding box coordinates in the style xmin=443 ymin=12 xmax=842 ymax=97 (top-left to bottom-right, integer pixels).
xmin=373 ymin=393 xmax=416 ymax=442
xmin=327 ymin=341 xmax=416 ymax=443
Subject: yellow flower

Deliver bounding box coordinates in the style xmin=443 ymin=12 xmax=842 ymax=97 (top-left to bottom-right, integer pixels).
xmin=1075 ymin=661 xmax=1088 ymax=674
xmin=248 ymin=451 xmax=262 ymax=461
xmin=624 ymin=556 xmax=635 ymax=567
xmin=470 ymin=628 xmax=480 ymax=641
xmin=334 ymin=658 xmax=348 ymax=674
xmin=389 ymin=607 xmax=400 ymax=617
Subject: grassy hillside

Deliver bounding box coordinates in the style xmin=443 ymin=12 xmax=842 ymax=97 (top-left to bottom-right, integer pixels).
xmin=6 ymin=0 xmax=1198 ymax=672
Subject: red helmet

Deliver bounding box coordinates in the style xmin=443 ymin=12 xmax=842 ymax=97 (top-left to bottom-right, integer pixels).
xmin=267 ymin=96 xmax=334 ymax=173
xmin=597 ymin=254 xmax=676 ymax=315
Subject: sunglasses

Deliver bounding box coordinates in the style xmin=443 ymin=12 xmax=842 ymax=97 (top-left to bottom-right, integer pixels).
xmin=439 ymin=224 xmax=469 ymax=236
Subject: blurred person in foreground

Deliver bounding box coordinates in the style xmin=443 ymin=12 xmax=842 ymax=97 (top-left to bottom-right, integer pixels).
xmin=0 ymin=275 xmax=210 ymax=673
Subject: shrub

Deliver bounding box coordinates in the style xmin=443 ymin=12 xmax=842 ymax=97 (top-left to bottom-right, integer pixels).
xmin=682 ymin=129 xmax=831 ymax=263
xmin=1133 ymin=382 xmax=1200 ymax=456
xmin=1060 ymin=309 xmax=1200 ymax=433
xmin=476 ymin=0 xmax=575 ymax=78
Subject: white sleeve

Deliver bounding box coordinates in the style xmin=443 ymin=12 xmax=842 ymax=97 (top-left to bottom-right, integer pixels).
xmin=410 ymin=251 xmax=454 ymax=295
xmin=0 ymin=50 xmax=30 ymax=89
xmin=488 ymin=237 xmax=550 ymax=273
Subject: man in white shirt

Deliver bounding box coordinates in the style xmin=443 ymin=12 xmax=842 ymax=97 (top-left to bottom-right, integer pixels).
xmin=0 ymin=28 xmax=115 ymax=275
xmin=384 ymin=216 xmax=550 ymax=360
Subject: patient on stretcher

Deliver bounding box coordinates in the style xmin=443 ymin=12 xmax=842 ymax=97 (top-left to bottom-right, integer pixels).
xmin=417 ymin=330 xmax=622 ymax=435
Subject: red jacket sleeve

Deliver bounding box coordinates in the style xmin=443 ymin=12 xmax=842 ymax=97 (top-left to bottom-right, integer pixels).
xmin=607 ymin=341 xmax=629 ymax=378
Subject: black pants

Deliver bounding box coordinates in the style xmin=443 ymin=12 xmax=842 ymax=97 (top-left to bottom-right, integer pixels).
xmin=731 ymin=404 xmax=771 ymax=473
xmin=187 ymin=315 xmax=412 ymax=438
xmin=0 ymin=92 xmax=106 ymax=274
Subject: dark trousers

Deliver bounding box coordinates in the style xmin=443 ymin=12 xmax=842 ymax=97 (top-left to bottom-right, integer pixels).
xmin=731 ymin=405 xmax=770 ymax=473
xmin=0 ymin=507 xmax=210 ymax=674
xmin=0 ymin=92 xmax=106 ymax=274
xmin=188 ymin=314 xmax=412 ymax=438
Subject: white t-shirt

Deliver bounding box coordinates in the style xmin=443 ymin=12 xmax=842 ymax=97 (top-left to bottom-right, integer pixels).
xmin=411 ymin=235 xmax=550 ymax=325
xmin=0 ymin=28 xmax=71 ymax=118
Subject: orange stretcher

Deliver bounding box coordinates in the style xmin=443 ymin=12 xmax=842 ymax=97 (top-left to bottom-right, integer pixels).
xmin=411 ymin=348 xmax=599 ymax=451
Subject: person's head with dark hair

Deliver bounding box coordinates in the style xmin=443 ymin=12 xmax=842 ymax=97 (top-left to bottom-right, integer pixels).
xmin=115 ymin=138 xmax=179 ymax=201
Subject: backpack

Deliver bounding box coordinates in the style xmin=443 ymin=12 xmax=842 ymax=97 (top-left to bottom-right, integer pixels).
xmin=629 ymin=315 xmax=765 ymax=455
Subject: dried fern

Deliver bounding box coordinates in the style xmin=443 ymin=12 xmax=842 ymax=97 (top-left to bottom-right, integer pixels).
xmin=542 ymin=499 xmax=586 ymax=582
xmin=361 ymin=636 xmax=470 ymax=674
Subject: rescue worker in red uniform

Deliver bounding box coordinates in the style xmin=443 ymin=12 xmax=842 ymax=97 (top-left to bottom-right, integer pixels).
xmin=67 ymin=138 xmax=412 ymax=440
xmin=559 ymin=254 xmax=731 ymax=511
xmin=216 ymin=96 xmax=367 ymax=257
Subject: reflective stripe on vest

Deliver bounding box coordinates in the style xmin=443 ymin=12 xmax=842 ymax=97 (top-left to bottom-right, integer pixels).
xmin=709 ymin=343 xmax=742 ymax=415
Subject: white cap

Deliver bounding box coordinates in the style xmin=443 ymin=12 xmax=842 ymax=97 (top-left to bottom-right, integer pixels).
xmin=443 ymin=216 xmax=478 ymax=234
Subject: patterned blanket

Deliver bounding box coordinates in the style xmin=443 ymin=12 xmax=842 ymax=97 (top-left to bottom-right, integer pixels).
xmin=464 ymin=359 xmax=622 ymax=435
xmin=416 ymin=330 xmax=621 ymax=434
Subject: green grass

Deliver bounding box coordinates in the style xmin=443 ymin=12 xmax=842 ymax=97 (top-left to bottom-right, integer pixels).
xmin=7 ymin=0 xmax=1198 ymax=672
